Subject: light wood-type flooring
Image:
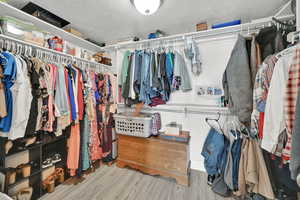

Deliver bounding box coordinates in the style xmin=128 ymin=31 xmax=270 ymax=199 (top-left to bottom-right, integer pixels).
xmin=40 ymin=165 xmax=232 ymax=200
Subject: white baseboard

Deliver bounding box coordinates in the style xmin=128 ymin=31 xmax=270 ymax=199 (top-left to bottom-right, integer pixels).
xmin=191 ymin=160 xmax=205 ymax=172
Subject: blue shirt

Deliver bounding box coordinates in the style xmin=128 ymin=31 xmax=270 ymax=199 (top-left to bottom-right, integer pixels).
xmin=67 ymin=68 xmax=76 ymax=121
xmin=0 ymin=52 xmax=17 ymax=132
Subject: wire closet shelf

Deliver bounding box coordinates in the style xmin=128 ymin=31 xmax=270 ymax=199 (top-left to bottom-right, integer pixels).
xmin=0 ymin=34 xmax=113 ymax=73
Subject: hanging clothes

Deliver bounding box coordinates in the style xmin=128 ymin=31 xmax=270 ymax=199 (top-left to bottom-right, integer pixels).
xmin=250 ymin=55 xmax=278 ymax=138
xmin=7 ymin=56 xmax=32 ymax=140
xmin=0 ymin=63 xmax=7 ymax=118
xmin=24 ymin=58 xmax=42 ymax=137
xmin=261 ymin=53 xmax=293 ymax=154
xmin=172 ymin=50 xmax=192 ymax=92
xmin=283 ymin=46 xmax=300 ymax=161
xmin=67 ymin=123 xmax=80 ymax=177
xmin=120 ymin=49 xmax=192 ymax=106
xmin=0 ymin=51 xmax=17 ymax=134
xmin=222 ymin=35 xmax=253 ymax=126
xmin=88 ymin=71 xmax=102 ymax=161
xmin=290 ymin=87 xmax=300 ymax=180
xmin=235 ymin=139 xmax=275 ymax=199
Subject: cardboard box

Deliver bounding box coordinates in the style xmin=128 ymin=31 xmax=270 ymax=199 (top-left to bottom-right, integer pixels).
xmin=196 ymin=22 xmax=208 ymax=31
xmin=64 ymin=27 xmax=83 ymax=38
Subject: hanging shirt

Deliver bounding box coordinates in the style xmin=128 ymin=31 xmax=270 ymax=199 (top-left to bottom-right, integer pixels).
xmin=0 ymin=64 xmax=7 ymax=118
xmin=54 ymin=64 xmax=70 ymax=117
xmin=8 ymin=56 xmax=32 ymax=140
xmin=67 ymin=67 xmax=77 ymax=122
xmin=0 ymin=51 xmax=17 ymax=133
xmin=282 ymin=46 xmax=300 ymax=161
xmin=76 ymin=68 xmax=84 ymax=121
xmin=172 ymin=50 xmax=192 ymax=92
xmin=261 ymin=53 xmax=293 ymax=153
xmin=118 ymin=51 xmax=131 ymax=93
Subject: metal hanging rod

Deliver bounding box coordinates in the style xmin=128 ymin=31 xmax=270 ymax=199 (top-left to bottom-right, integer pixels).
xmin=0 ymin=34 xmax=113 ymax=73
xmin=118 ymin=104 xmax=230 ymax=116
xmin=103 ymin=14 xmax=295 ymax=51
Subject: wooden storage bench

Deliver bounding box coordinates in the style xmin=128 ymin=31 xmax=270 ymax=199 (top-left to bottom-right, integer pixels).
xmin=116 ymin=134 xmax=190 ymax=186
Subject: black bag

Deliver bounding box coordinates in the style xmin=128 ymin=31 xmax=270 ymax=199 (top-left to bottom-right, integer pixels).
xmin=211 ymin=175 xmax=231 ymax=197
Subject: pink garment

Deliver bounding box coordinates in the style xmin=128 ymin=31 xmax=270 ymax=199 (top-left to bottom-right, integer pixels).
xmin=109 ymin=73 xmax=117 ymax=105
xmin=48 ymin=64 xmax=57 ymax=132
xmin=41 ymin=64 xmax=57 ymax=132
xmin=67 ymin=123 xmax=80 ymax=176
xmin=89 ymin=71 xmax=102 ymax=161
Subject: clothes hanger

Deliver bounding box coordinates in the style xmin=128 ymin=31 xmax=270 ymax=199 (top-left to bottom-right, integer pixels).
xmin=205 ymin=112 xmax=223 ymax=134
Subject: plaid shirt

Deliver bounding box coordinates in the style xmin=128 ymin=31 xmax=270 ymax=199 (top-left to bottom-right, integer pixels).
xmin=283 ymin=47 xmax=300 ymax=161
xmin=251 ymin=55 xmax=277 ymax=137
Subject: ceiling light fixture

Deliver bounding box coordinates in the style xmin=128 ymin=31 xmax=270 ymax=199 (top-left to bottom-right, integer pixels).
xmin=131 ymin=0 xmax=163 ymax=15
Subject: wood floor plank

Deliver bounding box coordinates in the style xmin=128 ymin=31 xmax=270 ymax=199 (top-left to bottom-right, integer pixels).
xmin=39 ymin=166 xmax=232 ymax=200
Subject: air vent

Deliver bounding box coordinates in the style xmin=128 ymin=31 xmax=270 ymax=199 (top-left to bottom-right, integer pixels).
xmin=21 ymin=2 xmax=70 ymax=28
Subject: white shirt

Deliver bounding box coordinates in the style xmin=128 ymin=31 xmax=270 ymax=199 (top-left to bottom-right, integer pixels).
xmin=261 ymin=54 xmax=293 ymax=153
xmin=7 ymin=56 xmax=33 ymax=140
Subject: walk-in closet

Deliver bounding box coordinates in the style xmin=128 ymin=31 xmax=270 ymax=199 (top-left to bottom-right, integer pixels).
xmin=0 ymin=0 xmax=299 ymax=200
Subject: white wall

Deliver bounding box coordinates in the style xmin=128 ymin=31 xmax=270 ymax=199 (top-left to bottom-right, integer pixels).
xmin=112 ymin=35 xmax=237 ymax=171
xmin=297 ymin=0 xmax=300 ymax=31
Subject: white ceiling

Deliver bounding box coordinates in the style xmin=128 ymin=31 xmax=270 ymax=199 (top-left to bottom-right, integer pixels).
xmin=7 ymin=0 xmax=289 ymax=44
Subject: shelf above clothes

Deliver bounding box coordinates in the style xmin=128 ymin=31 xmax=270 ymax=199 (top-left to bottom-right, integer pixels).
xmin=0 ymin=2 xmax=102 ymax=53
xmin=103 ymin=15 xmax=295 ymax=52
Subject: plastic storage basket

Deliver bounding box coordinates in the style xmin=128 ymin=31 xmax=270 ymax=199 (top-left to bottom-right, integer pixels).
xmin=114 ymin=113 xmax=153 ymax=138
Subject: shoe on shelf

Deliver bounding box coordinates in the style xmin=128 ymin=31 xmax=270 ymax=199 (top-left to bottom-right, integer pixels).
xmin=16 ymin=187 xmax=33 ymax=200
xmin=55 ymin=168 xmax=65 ymax=183
xmin=52 ymin=154 xmax=61 ymax=164
xmin=16 ymin=163 xmax=31 ymax=178
xmin=21 ymin=164 xmax=31 ymax=178
xmin=42 ymin=158 xmax=53 ymax=169
xmin=6 ymin=168 xmax=16 ymax=185
xmin=24 ymin=136 xmax=36 ymax=147
xmin=5 ymin=140 xmax=13 ymax=154
xmin=43 ymin=175 xmax=55 ymax=193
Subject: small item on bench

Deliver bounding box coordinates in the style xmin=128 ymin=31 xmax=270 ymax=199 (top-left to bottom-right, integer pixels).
xmin=159 ymin=131 xmax=190 ymax=143
xmin=151 ymin=113 xmax=161 ymax=136
xmin=165 ymin=122 xmax=182 ymax=136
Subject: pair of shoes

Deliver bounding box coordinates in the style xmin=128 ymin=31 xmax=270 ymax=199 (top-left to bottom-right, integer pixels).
xmin=43 ymin=175 xmax=55 ymax=193
xmin=42 ymin=154 xmax=62 ymax=169
xmin=11 ymin=187 xmax=33 ymax=200
xmin=16 ymin=164 xmax=31 ymax=178
xmin=24 ymin=136 xmax=37 ymax=147
xmin=5 ymin=140 xmax=13 ymax=154
xmin=55 ymin=168 xmax=65 ymax=183
xmin=6 ymin=168 xmax=16 ymax=185
xmin=6 ymin=163 xmax=31 ymax=185
xmin=42 ymin=168 xmax=65 ymax=193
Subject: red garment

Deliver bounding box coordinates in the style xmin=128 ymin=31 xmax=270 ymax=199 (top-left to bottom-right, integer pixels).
xmin=77 ymin=70 xmax=84 ymax=121
xmin=67 ymin=124 xmax=80 ymax=176
xmin=283 ymin=47 xmax=300 ymax=161
xmin=258 ymin=112 xmax=264 ymax=139
xmin=149 ymin=97 xmax=166 ymax=107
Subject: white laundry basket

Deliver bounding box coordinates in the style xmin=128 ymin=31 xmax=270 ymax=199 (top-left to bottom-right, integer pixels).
xmin=113 ymin=112 xmax=153 ymax=138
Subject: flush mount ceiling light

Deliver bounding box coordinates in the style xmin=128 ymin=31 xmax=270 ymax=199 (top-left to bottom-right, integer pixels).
xmin=130 ymin=0 xmax=163 ymax=15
